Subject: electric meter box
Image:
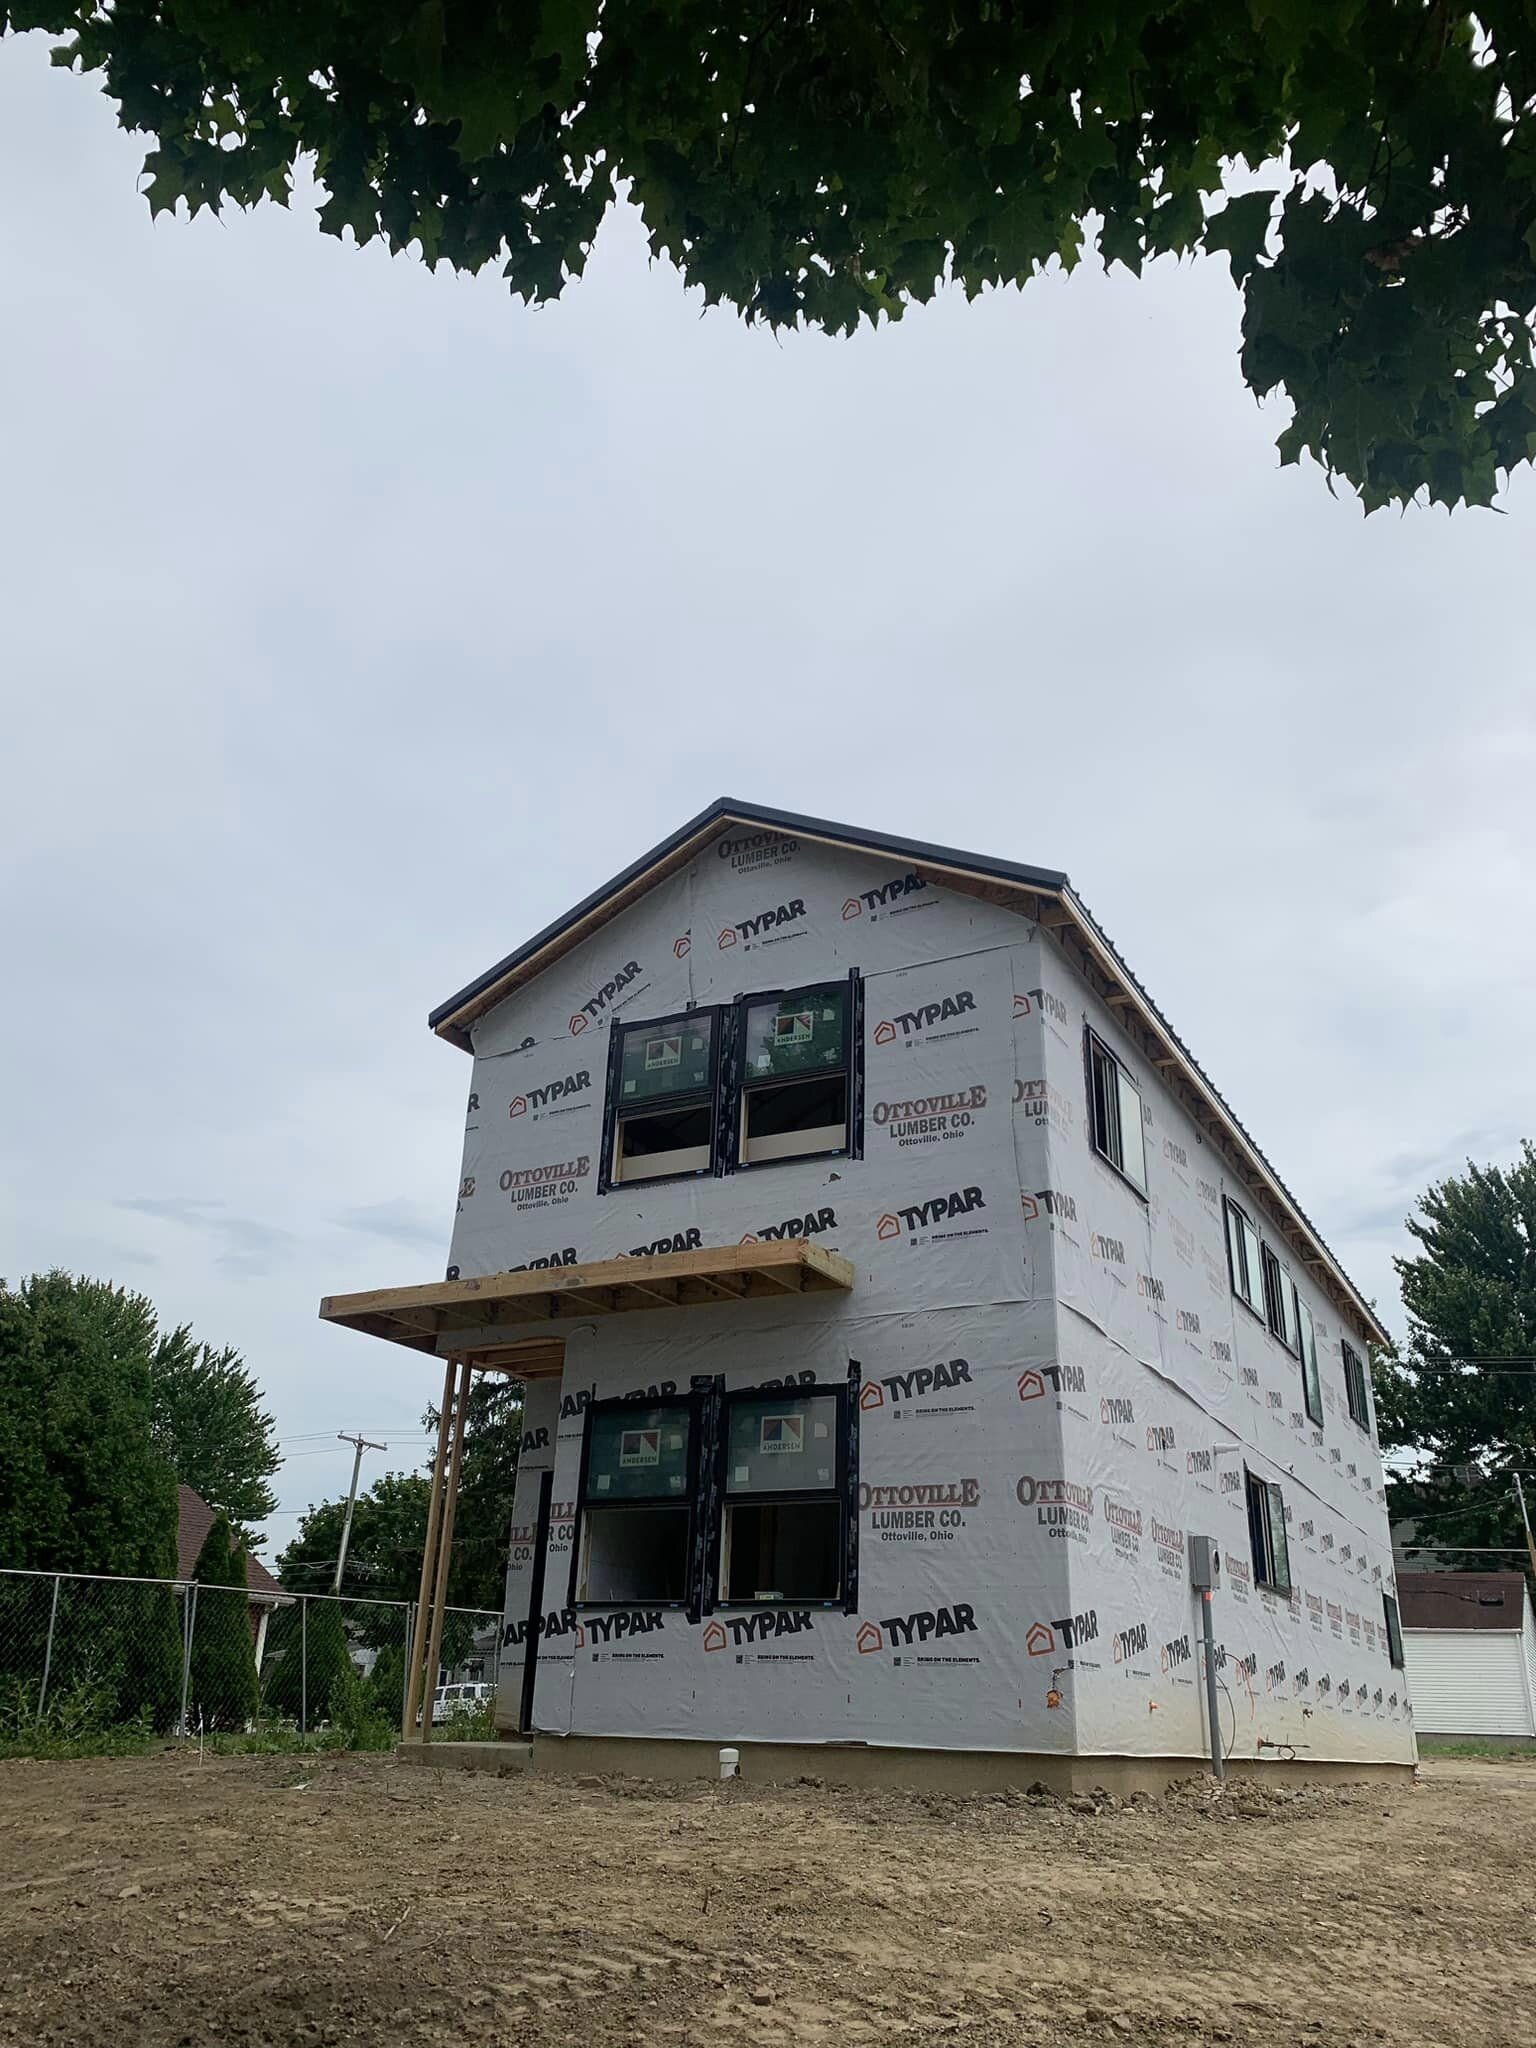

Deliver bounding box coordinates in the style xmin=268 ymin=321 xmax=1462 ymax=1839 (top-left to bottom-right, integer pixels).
xmin=1188 ymin=1534 xmax=1221 ymax=1590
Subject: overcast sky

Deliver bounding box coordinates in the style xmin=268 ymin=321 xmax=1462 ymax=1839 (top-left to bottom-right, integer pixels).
xmin=4 ymin=33 xmax=1535 ymax=1554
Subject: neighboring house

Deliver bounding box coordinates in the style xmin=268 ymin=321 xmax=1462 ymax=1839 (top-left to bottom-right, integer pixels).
xmin=176 ymin=1485 xmax=290 ymax=1668
xmin=321 ymin=799 xmax=1413 ymax=1783
xmin=1398 ymin=1571 xmax=1536 ymax=1740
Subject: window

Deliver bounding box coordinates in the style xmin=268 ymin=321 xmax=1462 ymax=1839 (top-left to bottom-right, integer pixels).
xmin=572 ymin=1398 xmax=696 ymax=1605
xmin=1244 ymin=1467 xmax=1292 ymax=1593
xmin=1086 ymin=1031 xmax=1147 ymax=1192
xmin=1298 ymin=1298 xmax=1324 ymax=1428
xmin=719 ymin=1390 xmax=846 ymax=1604
xmin=606 ymin=1009 xmax=721 ymax=1186
xmin=1382 ymin=1592 xmax=1405 ymax=1669
xmin=1343 ymin=1340 xmax=1371 ymax=1431
xmin=1224 ymin=1197 xmax=1265 ymax=1318
xmin=1260 ymin=1246 xmax=1301 ymax=1353
xmin=736 ymin=982 xmax=852 ymax=1167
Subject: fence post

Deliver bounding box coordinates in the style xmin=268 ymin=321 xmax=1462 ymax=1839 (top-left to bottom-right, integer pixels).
xmin=402 ymin=1602 xmax=414 ymax=1736
xmin=300 ymin=1596 xmax=308 ymax=1736
xmin=179 ymin=1583 xmax=198 ymax=1738
xmin=35 ymin=1575 xmax=62 ymax=1724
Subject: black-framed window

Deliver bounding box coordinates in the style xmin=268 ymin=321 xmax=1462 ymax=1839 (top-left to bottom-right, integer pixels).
xmin=1224 ymin=1196 xmax=1265 ymax=1319
xmin=1298 ymin=1296 xmax=1324 ymax=1428
xmin=734 ymin=981 xmax=854 ymax=1168
xmin=570 ymin=1396 xmax=698 ymax=1607
xmin=602 ymin=1008 xmax=722 ymax=1189
xmin=1343 ymin=1340 xmax=1371 ymax=1431
xmin=1383 ymin=1592 xmax=1405 ymax=1669
xmin=1245 ymin=1467 xmax=1292 ymax=1593
xmin=1086 ymin=1030 xmax=1147 ymax=1192
xmin=1260 ymin=1245 xmax=1301 ymax=1354
xmin=717 ymin=1386 xmax=848 ymax=1606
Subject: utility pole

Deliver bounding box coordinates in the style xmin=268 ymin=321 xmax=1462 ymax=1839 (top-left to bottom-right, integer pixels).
xmin=332 ymin=1432 xmax=387 ymax=1594
xmin=1513 ymin=1471 xmax=1536 ymax=1584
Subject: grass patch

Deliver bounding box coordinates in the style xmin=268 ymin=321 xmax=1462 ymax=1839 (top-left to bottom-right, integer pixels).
xmin=1419 ymin=1738 xmax=1536 ymax=1760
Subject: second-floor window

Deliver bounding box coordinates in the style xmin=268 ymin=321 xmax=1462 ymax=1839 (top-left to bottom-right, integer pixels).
xmin=1260 ymin=1244 xmax=1301 ymax=1354
xmin=1298 ymin=1297 xmax=1325 ymax=1428
xmin=1086 ymin=1030 xmax=1147 ymax=1191
xmin=608 ymin=1010 xmax=721 ymax=1185
xmin=736 ymin=982 xmax=853 ymax=1167
xmin=1343 ymin=1339 xmax=1372 ymax=1431
xmin=1224 ymin=1196 xmax=1265 ymax=1318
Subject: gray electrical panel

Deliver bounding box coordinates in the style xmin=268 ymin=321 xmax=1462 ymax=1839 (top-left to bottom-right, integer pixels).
xmin=1188 ymin=1533 xmax=1221 ymax=1589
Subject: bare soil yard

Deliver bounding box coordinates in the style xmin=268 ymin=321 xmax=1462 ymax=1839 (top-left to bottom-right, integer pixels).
xmin=0 ymin=1750 xmax=1529 ymax=2047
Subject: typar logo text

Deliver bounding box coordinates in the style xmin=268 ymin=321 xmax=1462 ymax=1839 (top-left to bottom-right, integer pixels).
xmin=875 ymin=1186 xmax=988 ymax=1249
xmin=854 ymin=1606 xmax=979 ymax=1666
xmin=841 ymin=872 xmax=931 ymax=921
xmin=859 ymin=1356 xmax=975 ymax=1420
xmin=702 ymin=1611 xmax=814 ymax=1663
xmin=718 ymin=898 xmax=805 ymax=949
xmin=871 ymin=988 xmax=978 ymax=1049
xmin=569 ymin=960 xmax=644 ymax=1035
xmin=509 ymin=1068 xmax=591 ymax=1121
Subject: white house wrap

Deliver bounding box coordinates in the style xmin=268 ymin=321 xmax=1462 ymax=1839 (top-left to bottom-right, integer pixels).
xmin=332 ymin=801 xmax=1413 ymax=1774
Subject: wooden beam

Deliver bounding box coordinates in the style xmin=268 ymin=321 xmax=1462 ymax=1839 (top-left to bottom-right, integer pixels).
xmin=403 ymin=1355 xmax=456 ymax=1742
xmin=419 ymin=1357 xmax=471 ymax=1744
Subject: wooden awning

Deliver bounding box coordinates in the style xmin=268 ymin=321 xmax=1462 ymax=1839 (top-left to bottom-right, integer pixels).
xmin=319 ymin=1240 xmax=855 ymax=1357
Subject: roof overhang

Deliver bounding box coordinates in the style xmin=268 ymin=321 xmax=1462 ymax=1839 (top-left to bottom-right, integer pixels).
xmin=319 ymin=1240 xmax=855 ymax=1360
xmin=420 ymin=797 xmax=1388 ymax=1351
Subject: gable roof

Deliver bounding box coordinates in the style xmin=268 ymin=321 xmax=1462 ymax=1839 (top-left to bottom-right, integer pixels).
xmin=1397 ymin=1571 xmax=1531 ymax=1632
xmin=427 ymin=798 xmax=1387 ymax=1347
xmin=176 ymin=1485 xmax=285 ymax=1601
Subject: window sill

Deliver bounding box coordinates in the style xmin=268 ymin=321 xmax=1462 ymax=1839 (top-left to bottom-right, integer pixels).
xmin=1088 ymin=1145 xmax=1149 ymax=1204
xmin=710 ymin=1599 xmax=845 ymax=1612
xmin=731 ymin=1144 xmax=849 ymax=1174
xmin=598 ymin=1163 xmax=717 ymax=1195
xmin=571 ymin=1599 xmax=690 ymax=1612
xmin=1231 ymin=1292 xmax=1267 ymax=1326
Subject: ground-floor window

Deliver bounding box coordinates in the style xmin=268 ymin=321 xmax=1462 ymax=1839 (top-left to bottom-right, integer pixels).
xmin=569 ymin=1371 xmax=859 ymax=1618
xmin=572 ymin=1398 xmax=696 ymax=1606
xmin=720 ymin=1390 xmax=846 ymax=1604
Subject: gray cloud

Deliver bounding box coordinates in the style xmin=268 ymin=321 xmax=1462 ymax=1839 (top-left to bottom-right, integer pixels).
xmin=337 ymin=1201 xmax=448 ymax=1254
xmin=115 ymin=1198 xmax=296 ymax=1279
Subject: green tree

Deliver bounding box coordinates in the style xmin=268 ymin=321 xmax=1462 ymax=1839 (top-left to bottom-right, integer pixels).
xmin=10 ymin=3 xmax=1536 ymax=509
xmin=1376 ymin=1143 xmax=1536 ymax=1572
xmin=262 ymin=1596 xmax=361 ymax=1727
xmin=187 ymin=1512 xmax=260 ymax=1731
xmin=0 ymin=1271 xmax=178 ymax=1577
xmin=0 ymin=1272 xmax=183 ymax=1726
xmin=149 ymin=1326 xmax=280 ymax=1531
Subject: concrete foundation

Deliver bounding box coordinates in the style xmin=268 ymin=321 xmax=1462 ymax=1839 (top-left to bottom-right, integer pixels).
xmin=397 ymin=1734 xmax=1413 ymax=1793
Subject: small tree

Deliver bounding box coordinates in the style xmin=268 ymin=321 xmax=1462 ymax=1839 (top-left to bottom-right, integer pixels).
xmin=263 ymin=1598 xmax=360 ymax=1729
xmin=188 ymin=1514 xmax=259 ymax=1731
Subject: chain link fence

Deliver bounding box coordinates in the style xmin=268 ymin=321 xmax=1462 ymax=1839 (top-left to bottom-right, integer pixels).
xmin=0 ymin=1567 xmax=500 ymax=1751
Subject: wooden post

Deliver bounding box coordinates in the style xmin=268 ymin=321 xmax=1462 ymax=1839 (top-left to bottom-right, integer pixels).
xmin=420 ymin=1356 xmax=473 ymax=1744
xmin=402 ymin=1355 xmax=457 ymax=1741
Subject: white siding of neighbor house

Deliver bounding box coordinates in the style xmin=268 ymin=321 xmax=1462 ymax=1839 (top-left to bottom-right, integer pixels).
xmin=1402 ymin=1626 xmax=1536 ymax=1737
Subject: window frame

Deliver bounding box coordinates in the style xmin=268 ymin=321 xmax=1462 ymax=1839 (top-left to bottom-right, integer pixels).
xmin=1259 ymin=1245 xmax=1301 ymax=1355
xmin=1382 ymin=1592 xmax=1405 ymax=1669
xmin=709 ymin=1379 xmax=853 ymax=1611
xmin=1342 ymin=1339 xmax=1372 ymax=1432
xmin=1084 ymin=1028 xmax=1148 ymax=1197
xmin=1244 ymin=1466 xmax=1292 ymax=1594
xmin=1298 ymin=1296 xmax=1325 ymax=1429
xmin=568 ymin=1389 xmax=705 ymax=1611
xmin=1223 ymin=1196 xmax=1266 ymax=1322
xmin=728 ymin=973 xmax=861 ymax=1173
xmin=598 ymin=1005 xmax=725 ymax=1194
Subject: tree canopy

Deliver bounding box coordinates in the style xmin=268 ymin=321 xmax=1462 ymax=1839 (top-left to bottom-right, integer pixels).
xmin=0 ymin=1271 xmax=179 ymax=1577
xmin=1375 ymin=1142 xmax=1536 ymax=1570
xmin=7 ymin=2 xmax=1536 ymax=509
xmin=148 ymin=1324 xmax=281 ymax=1529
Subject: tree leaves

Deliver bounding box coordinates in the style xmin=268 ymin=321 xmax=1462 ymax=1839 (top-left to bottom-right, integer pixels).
xmin=12 ymin=0 xmax=1536 ymax=508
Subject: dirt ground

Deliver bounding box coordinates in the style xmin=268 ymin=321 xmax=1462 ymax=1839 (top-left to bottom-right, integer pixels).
xmin=0 ymin=1751 xmax=1530 ymax=2047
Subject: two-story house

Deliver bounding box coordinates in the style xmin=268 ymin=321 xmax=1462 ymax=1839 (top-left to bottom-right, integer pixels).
xmin=321 ymin=799 xmax=1414 ymax=1787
